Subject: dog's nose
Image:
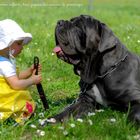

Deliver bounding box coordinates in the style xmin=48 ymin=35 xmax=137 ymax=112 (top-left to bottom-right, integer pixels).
xmin=57 ymin=20 xmax=65 ymax=26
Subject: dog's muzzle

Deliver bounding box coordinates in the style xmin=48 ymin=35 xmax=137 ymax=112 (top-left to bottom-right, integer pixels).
xmin=53 ymin=46 xmax=80 ymax=65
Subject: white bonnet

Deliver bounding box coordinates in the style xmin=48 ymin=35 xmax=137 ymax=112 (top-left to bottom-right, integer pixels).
xmin=0 ymin=19 xmax=32 ymax=50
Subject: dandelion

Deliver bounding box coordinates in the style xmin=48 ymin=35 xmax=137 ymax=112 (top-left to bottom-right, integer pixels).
xmin=70 ymin=123 xmax=75 ymax=128
xmin=63 ymin=130 xmax=68 ymax=136
xmin=77 ymin=118 xmax=83 ymax=123
xmin=30 ymin=124 xmax=37 ymax=129
xmin=88 ymin=112 xmax=95 ymax=117
xmin=110 ymin=118 xmax=116 ymax=123
xmin=88 ymin=119 xmax=93 ymax=125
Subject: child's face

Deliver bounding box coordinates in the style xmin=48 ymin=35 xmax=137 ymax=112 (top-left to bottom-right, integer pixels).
xmin=10 ymin=40 xmax=23 ymax=57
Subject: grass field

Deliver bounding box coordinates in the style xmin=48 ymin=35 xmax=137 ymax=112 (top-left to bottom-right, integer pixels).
xmin=0 ymin=0 xmax=140 ymax=140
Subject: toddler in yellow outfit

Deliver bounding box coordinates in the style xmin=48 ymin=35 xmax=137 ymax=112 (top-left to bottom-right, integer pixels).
xmin=0 ymin=19 xmax=42 ymax=123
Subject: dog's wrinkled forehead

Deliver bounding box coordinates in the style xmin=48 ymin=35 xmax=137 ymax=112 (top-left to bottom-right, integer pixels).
xmin=55 ymin=19 xmax=80 ymax=55
xmin=56 ymin=20 xmax=71 ymax=29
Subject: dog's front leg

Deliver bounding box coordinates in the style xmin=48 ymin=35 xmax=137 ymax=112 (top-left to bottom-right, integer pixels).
xmin=44 ymin=85 xmax=100 ymax=124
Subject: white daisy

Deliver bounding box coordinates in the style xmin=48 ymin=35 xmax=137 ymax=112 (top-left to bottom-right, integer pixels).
xmin=70 ymin=123 xmax=75 ymax=128
xmin=77 ymin=118 xmax=83 ymax=123
xmin=30 ymin=124 xmax=37 ymax=129
xmin=88 ymin=112 xmax=95 ymax=117
xmin=110 ymin=118 xmax=116 ymax=123
xmin=63 ymin=130 xmax=68 ymax=136
xmin=88 ymin=119 xmax=93 ymax=125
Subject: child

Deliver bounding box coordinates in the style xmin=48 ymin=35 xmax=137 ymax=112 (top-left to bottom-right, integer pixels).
xmin=0 ymin=19 xmax=42 ymax=123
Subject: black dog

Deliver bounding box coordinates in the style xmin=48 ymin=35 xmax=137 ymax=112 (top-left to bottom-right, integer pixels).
xmin=51 ymin=15 xmax=140 ymax=124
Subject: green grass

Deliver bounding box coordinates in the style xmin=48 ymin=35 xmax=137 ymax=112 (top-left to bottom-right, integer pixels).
xmin=0 ymin=0 xmax=140 ymax=139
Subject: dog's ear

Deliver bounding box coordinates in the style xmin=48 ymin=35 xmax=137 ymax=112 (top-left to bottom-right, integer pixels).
xmin=98 ymin=23 xmax=117 ymax=53
xmin=80 ymin=18 xmax=101 ymax=84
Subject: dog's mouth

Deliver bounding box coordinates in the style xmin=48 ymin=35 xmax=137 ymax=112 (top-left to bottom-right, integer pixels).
xmin=53 ymin=45 xmax=80 ymax=65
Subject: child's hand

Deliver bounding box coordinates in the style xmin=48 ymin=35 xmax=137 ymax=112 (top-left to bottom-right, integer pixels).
xmin=30 ymin=64 xmax=42 ymax=74
xmin=31 ymin=69 xmax=42 ymax=84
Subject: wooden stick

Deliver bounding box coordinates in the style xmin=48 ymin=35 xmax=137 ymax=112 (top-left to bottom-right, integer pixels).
xmin=34 ymin=56 xmax=49 ymax=110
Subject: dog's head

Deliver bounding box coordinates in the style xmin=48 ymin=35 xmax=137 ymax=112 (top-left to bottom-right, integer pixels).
xmin=54 ymin=15 xmax=119 ymax=84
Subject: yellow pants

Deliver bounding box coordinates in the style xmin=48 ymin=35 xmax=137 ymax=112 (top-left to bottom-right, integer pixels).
xmin=0 ymin=77 xmax=35 ymax=123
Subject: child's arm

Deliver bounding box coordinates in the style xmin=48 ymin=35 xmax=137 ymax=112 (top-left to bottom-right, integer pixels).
xmin=19 ymin=64 xmax=41 ymax=79
xmin=6 ymin=70 xmax=42 ymax=90
xmin=18 ymin=65 xmax=34 ymax=79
